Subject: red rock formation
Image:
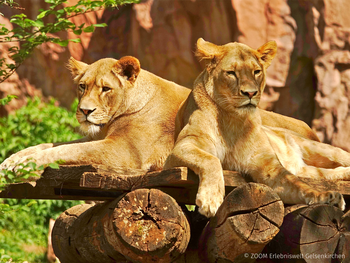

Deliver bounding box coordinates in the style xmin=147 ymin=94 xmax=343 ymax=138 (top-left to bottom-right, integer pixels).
xmin=0 ymin=9 xmax=37 ymax=116
xmin=1 ymin=0 xmax=350 ymax=150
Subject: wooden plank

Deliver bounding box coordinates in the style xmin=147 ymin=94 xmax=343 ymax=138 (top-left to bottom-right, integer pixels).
xmin=78 ymin=168 xmax=245 ymax=204
xmin=0 ymin=181 xmax=124 ymax=201
xmin=1 ymin=165 xmax=350 ymax=204
xmin=80 ymin=167 xmax=192 ymax=190
xmin=80 ymin=167 xmax=246 ymax=190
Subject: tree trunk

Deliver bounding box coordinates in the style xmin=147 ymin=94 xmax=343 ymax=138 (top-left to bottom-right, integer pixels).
xmin=260 ymin=204 xmax=350 ymax=263
xmin=52 ymin=188 xmax=190 ymax=263
xmin=198 ymin=183 xmax=284 ymax=263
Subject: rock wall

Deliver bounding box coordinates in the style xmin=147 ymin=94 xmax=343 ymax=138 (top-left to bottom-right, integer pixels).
xmin=1 ymin=0 xmax=350 ymax=150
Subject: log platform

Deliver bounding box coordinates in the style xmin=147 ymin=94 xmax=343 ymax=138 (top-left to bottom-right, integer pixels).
xmin=0 ymin=164 xmax=247 ymax=203
xmin=1 ymin=164 xmax=350 ymax=205
xmin=1 ymin=164 xmax=350 ymax=262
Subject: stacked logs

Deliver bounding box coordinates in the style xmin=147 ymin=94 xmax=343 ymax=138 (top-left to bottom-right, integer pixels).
xmin=52 ymin=184 xmax=350 ymax=263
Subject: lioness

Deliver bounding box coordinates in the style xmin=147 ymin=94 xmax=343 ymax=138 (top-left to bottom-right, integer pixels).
xmin=0 ymin=55 xmax=317 ymax=175
xmin=164 ymin=38 xmax=349 ymax=217
xmin=0 ymin=56 xmax=190 ymax=171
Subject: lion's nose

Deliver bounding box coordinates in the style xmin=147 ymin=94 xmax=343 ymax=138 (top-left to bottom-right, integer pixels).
xmin=80 ymin=108 xmax=96 ymax=116
xmin=241 ymin=90 xmax=257 ymax=99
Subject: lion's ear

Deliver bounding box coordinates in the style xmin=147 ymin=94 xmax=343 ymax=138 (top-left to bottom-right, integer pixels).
xmin=256 ymin=41 xmax=277 ymax=68
xmin=114 ymin=56 xmax=141 ymax=83
xmin=195 ymin=38 xmax=221 ymax=62
xmin=67 ymin=57 xmax=88 ymax=78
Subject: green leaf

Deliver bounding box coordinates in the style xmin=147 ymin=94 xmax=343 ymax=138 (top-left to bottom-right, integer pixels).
xmin=26 ymin=200 xmax=38 ymax=207
xmin=37 ymin=10 xmax=50 ymax=19
xmin=73 ymin=29 xmax=82 ymax=35
xmin=26 ymin=162 xmax=37 ymax=171
xmin=185 ymin=205 xmax=196 ymax=212
xmin=0 ymin=95 xmax=17 ymax=106
xmin=48 ymin=163 xmax=60 ymax=169
xmin=69 ymin=38 xmax=81 ymax=43
xmin=53 ymin=39 xmax=69 ymax=46
xmin=93 ymin=23 xmax=107 ymax=28
xmin=32 ymin=19 xmax=44 ymax=28
xmin=23 ymin=18 xmax=35 ymax=28
xmin=56 ymin=159 xmax=66 ymax=165
xmin=83 ymin=25 xmax=95 ymax=33
xmin=11 ymin=14 xmax=27 ymax=19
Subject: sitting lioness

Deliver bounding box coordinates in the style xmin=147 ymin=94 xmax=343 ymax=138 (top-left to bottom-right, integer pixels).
xmin=164 ymin=38 xmax=350 ymax=217
xmin=0 ymin=56 xmax=190 ymax=171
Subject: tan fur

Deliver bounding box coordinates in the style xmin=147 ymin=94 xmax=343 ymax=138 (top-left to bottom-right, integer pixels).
xmin=0 ymin=56 xmax=190 ymax=171
xmin=164 ymin=38 xmax=348 ymax=217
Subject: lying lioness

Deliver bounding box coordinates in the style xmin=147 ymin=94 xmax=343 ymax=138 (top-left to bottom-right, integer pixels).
xmin=1 ymin=51 xmax=324 ymax=187
xmin=0 ymin=56 xmax=190 ymax=171
xmin=164 ymin=38 xmax=349 ymax=217
xmin=0 ymin=55 xmax=317 ymax=175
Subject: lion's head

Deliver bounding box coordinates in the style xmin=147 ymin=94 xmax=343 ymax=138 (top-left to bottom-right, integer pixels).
xmin=195 ymin=38 xmax=277 ymax=113
xmin=67 ymin=56 xmax=141 ymax=136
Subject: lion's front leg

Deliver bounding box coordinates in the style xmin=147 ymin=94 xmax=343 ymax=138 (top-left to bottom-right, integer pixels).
xmin=1 ymin=139 xmax=114 ymax=173
xmin=0 ymin=137 xmax=89 ymax=171
xmin=1 ymin=146 xmax=71 ymax=172
xmin=164 ymin=138 xmax=225 ymax=218
xmin=0 ymin=143 xmax=54 ymax=171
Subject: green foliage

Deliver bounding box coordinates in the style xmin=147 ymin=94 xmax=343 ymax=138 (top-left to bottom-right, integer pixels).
xmin=0 ymin=0 xmax=140 ymax=82
xmin=0 ymin=199 xmax=83 ymax=262
xmin=0 ymin=97 xmax=83 ymax=262
xmin=186 ymin=204 xmax=196 ymax=212
xmin=0 ymin=97 xmax=81 ymax=162
xmin=0 ymin=160 xmax=66 ymax=192
xmin=0 ymin=94 xmax=17 ymax=105
xmin=0 ymin=162 xmax=43 ymax=190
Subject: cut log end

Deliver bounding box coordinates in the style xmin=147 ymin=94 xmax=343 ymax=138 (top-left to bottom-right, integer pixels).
xmin=52 ymin=189 xmax=190 ymax=263
xmin=199 ymin=183 xmax=284 ymax=263
xmin=261 ymin=204 xmax=350 ymax=263
xmin=112 ymin=189 xmax=190 ymax=262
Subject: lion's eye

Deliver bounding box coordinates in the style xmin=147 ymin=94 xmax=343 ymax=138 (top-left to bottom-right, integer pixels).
xmin=102 ymin=86 xmax=111 ymax=92
xmin=79 ymin=84 xmax=86 ymax=91
xmin=227 ymin=71 xmax=237 ymax=77
xmin=254 ymin=70 xmax=262 ymax=75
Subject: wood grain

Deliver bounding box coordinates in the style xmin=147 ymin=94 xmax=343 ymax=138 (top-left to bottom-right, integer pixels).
xmin=1 ymin=165 xmax=350 ymax=206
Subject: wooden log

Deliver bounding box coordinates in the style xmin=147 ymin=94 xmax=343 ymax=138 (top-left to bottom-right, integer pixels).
xmin=52 ymin=188 xmax=190 ymax=263
xmin=47 ymin=218 xmax=57 ymax=263
xmin=260 ymin=204 xmax=350 ymax=263
xmin=198 ymin=183 xmax=284 ymax=262
xmin=337 ymin=210 xmax=350 ymax=261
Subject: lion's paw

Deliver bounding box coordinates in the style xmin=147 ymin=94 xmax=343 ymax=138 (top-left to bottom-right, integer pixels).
xmin=196 ymin=187 xmax=224 ymax=218
xmin=0 ymin=144 xmax=51 ymax=171
xmin=305 ymin=190 xmax=345 ymax=211
xmin=0 ymin=154 xmax=34 ymax=173
xmin=0 ymin=156 xmax=18 ymax=171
